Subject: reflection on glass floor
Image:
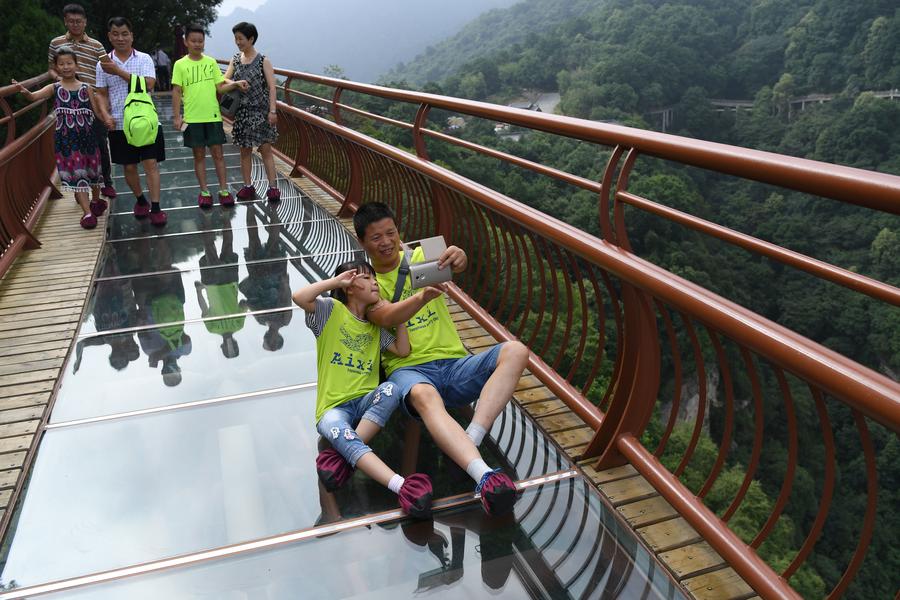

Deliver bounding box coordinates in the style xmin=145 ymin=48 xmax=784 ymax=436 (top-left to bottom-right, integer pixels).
xmin=0 ymin=99 xmax=685 ymax=599
xmin=35 ymin=478 xmax=678 ymax=600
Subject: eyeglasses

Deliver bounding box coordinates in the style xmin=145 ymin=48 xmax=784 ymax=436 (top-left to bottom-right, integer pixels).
xmin=65 ymin=18 xmax=86 ymax=25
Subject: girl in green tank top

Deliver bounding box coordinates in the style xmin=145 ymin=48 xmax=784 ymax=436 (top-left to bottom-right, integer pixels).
xmin=293 ymin=260 xmax=445 ymax=518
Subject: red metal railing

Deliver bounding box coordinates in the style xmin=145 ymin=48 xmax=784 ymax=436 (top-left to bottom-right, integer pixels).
xmin=0 ymin=73 xmax=60 ymax=279
xmin=244 ymin=64 xmax=900 ymax=599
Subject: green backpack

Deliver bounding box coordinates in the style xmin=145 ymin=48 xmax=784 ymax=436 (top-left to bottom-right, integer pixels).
xmin=123 ymin=75 xmax=159 ymax=147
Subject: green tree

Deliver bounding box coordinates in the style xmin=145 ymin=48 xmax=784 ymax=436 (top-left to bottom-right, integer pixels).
xmin=40 ymin=0 xmax=222 ymax=53
xmin=0 ymin=0 xmax=58 ymax=84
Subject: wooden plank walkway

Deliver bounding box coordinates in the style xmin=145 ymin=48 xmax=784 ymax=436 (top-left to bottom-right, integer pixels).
xmin=292 ymin=170 xmax=758 ymax=600
xmin=0 ymin=190 xmax=106 ymax=528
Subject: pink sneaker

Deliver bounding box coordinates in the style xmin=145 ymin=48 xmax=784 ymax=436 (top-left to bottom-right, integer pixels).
xmin=149 ymin=209 xmax=167 ymax=227
xmin=316 ymin=448 xmax=354 ymax=492
xmin=198 ymin=192 xmax=213 ymax=209
xmin=266 ymin=187 xmax=281 ymax=202
xmin=80 ymin=214 xmax=97 ymax=229
xmin=100 ymin=185 xmax=117 ymax=198
xmin=133 ymin=200 xmax=150 ymax=219
xmin=236 ymin=185 xmax=255 ymax=200
xmin=398 ymin=473 xmax=433 ymax=519
xmin=218 ymin=191 xmax=235 ymax=207
xmin=476 ymin=469 xmax=518 ymax=516
xmin=90 ymin=199 xmax=108 ymax=217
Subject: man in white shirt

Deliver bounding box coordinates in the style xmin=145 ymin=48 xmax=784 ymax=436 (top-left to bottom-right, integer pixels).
xmin=95 ymin=16 xmax=168 ymax=226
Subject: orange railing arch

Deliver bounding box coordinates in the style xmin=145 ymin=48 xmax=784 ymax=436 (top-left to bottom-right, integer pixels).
xmin=0 ymin=73 xmax=60 ymax=279
xmin=233 ymin=63 xmax=900 ymax=599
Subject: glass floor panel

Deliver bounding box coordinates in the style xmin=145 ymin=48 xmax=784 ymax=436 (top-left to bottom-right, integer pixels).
xmin=1 ymin=393 xmax=572 ymax=589
xmin=33 ymin=478 xmax=683 ymax=600
xmin=109 ymin=182 xmax=301 ymax=211
xmin=83 ymin=255 xmax=363 ymax=334
xmin=111 ymin=165 xmax=246 ymax=186
xmin=106 ymin=193 xmax=336 ymax=242
xmin=52 ymin=308 xmax=313 ymax=422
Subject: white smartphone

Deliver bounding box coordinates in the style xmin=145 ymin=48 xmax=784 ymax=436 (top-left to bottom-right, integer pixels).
xmin=410 ymin=260 xmax=452 ymax=289
xmin=405 ymin=235 xmax=452 ymax=289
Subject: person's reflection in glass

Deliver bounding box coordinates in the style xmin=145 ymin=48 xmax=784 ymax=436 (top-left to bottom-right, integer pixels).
xmin=315 ymin=437 xmax=343 ymax=528
xmin=239 ymin=204 xmax=291 ymax=351
xmin=399 ymin=510 xmax=518 ymax=593
xmin=196 ymin=216 xmax=247 ymax=357
xmin=73 ymin=267 xmax=140 ymax=373
xmin=133 ymin=237 xmax=192 ymax=386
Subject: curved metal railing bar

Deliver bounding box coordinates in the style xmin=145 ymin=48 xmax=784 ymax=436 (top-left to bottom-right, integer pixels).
xmin=268 ymin=69 xmax=900 ymax=214
xmin=246 ymin=66 xmax=900 ymax=599
xmin=0 ymin=73 xmax=59 ymax=279
xmin=251 ymin=72 xmax=900 ymax=593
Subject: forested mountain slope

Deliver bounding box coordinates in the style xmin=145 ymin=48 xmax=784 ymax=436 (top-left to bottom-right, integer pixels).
xmin=376 ymin=3 xmax=900 ymax=598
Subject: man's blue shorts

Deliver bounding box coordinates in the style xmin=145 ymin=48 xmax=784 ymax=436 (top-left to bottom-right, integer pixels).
xmin=387 ymin=343 xmax=504 ymax=418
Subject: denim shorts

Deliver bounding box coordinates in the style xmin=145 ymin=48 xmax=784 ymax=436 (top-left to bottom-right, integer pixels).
xmin=315 ymin=381 xmax=400 ymax=467
xmin=388 ymin=343 xmax=504 ymax=418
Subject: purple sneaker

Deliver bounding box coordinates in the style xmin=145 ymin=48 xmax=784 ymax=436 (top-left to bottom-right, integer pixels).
xmin=398 ymin=473 xmax=433 ymax=519
xmin=100 ymin=185 xmax=117 ymax=199
xmin=236 ymin=185 xmax=255 ymax=200
xmin=476 ymin=469 xmax=518 ymax=516
xmin=80 ymin=214 xmax=97 ymax=229
xmin=89 ymin=199 xmax=108 ymax=217
xmin=149 ymin=209 xmax=167 ymax=227
xmin=198 ymin=192 xmax=213 ymax=209
xmin=316 ymin=448 xmax=354 ymax=492
xmin=133 ymin=200 xmax=150 ymax=219
xmin=219 ymin=191 xmax=235 ymax=207
xmin=266 ymin=186 xmax=281 ymax=202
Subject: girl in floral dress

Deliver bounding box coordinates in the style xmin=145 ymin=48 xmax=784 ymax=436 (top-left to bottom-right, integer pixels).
xmin=12 ymin=47 xmax=108 ymax=229
xmin=224 ymin=22 xmax=281 ymax=202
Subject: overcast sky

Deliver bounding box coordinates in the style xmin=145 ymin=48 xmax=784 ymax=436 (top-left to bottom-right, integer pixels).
xmin=217 ymin=0 xmax=267 ymax=17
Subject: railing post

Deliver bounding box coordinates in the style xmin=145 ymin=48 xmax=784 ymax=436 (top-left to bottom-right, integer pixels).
xmin=338 ymin=138 xmax=362 ymax=218
xmin=331 ymin=86 xmax=343 ymax=125
xmin=412 ymin=103 xmax=454 ymax=242
xmin=581 ymin=286 xmax=661 ymax=466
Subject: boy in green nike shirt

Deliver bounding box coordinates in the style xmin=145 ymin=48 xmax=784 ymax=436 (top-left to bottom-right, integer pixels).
xmin=171 ymin=23 xmax=248 ymax=208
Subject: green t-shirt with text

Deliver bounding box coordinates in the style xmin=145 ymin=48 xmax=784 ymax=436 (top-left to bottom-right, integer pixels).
xmin=312 ymin=299 xmax=385 ymax=422
xmin=376 ymin=247 xmax=468 ymax=375
xmin=171 ymin=54 xmax=224 ymax=123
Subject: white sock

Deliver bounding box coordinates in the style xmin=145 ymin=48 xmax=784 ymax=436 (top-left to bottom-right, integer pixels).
xmin=388 ymin=474 xmax=405 ymax=494
xmin=466 ymin=458 xmax=491 ymax=484
xmin=466 ymin=422 xmax=487 ymax=447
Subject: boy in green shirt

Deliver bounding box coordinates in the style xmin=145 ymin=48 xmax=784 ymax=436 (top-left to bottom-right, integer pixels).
xmin=171 ymin=23 xmax=248 ymax=208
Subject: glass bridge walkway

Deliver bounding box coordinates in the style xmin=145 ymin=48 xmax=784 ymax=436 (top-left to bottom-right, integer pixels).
xmin=0 ymin=98 xmax=684 ymax=599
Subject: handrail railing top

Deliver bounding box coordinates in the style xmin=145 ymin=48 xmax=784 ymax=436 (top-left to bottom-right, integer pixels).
xmin=0 ymin=114 xmax=54 ymax=167
xmin=258 ymin=64 xmax=900 ymax=215
xmin=276 ymin=100 xmax=900 ymax=432
xmin=0 ymin=73 xmax=51 ymax=99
